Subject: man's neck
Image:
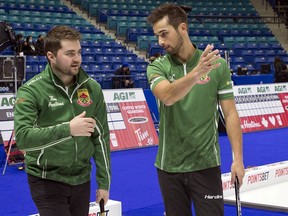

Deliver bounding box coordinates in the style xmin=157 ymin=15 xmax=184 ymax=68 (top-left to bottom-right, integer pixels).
xmin=174 ymin=41 xmax=195 ymax=64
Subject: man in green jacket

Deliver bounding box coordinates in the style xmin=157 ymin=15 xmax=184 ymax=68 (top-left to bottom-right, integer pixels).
xmin=14 ymin=26 xmax=111 ymax=216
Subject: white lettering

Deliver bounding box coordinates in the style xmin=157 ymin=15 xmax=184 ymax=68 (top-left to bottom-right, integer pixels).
xmin=204 ymin=195 xmax=223 ymax=199
xmin=135 ymin=128 xmax=149 ymax=142
xmin=241 ymin=120 xmax=261 ymax=129
xmin=6 ymin=111 xmax=14 ymax=118
xmin=48 ymin=102 xmax=64 ymax=107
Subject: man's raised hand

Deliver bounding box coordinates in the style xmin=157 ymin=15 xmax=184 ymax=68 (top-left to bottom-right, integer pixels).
xmin=193 ymin=44 xmax=221 ymax=80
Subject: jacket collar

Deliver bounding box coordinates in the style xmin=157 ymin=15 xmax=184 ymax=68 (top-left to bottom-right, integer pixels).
xmin=168 ymin=43 xmax=201 ymax=68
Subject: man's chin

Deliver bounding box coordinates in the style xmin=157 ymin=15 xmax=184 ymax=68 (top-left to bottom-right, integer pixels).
xmin=69 ymin=67 xmax=80 ymax=75
xmin=71 ymin=66 xmax=80 ymax=71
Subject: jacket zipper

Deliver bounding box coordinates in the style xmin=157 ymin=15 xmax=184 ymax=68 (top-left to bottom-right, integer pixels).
xmin=63 ymin=78 xmax=90 ymax=162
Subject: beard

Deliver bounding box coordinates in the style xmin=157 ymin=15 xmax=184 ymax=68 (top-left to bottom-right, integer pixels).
xmin=165 ymin=32 xmax=184 ymax=55
xmin=54 ymin=61 xmax=80 ymax=76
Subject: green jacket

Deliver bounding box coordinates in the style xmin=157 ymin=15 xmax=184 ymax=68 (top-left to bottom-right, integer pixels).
xmin=14 ymin=64 xmax=111 ymax=190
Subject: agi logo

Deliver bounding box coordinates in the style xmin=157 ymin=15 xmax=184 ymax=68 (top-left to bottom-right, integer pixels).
xmin=114 ymin=92 xmax=136 ymax=100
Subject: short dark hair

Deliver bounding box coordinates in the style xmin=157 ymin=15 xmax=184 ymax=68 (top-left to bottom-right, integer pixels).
xmin=44 ymin=25 xmax=82 ymax=56
xmin=147 ymin=3 xmax=188 ymax=30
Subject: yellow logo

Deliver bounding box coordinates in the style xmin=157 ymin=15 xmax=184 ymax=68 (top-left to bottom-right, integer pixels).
xmin=197 ymin=75 xmax=210 ymax=84
xmin=77 ymin=89 xmax=92 ymax=107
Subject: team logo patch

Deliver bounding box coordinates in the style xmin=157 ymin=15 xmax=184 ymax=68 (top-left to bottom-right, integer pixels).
xmin=197 ymin=75 xmax=210 ymax=84
xmin=77 ymin=89 xmax=93 ymax=107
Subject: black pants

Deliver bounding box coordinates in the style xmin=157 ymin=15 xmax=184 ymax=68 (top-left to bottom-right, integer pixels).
xmin=157 ymin=166 xmax=224 ymax=216
xmin=28 ymin=174 xmax=90 ymax=216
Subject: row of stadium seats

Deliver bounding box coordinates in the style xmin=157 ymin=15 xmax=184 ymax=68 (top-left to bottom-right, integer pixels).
xmin=1 ymin=0 xmax=287 ymax=88
xmin=0 ymin=0 xmax=152 ymax=89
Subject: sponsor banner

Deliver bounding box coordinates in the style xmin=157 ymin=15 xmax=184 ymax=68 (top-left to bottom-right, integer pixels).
xmin=103 ymin=89 xmax=159 ymax=151
xmin=0 ymin=91 xmax=158 ymax=151
xmin=233 ymin=83 xmax=288 ymax=133
xmin=222 ymin=161 xmax=288 ymax=197
xmin=0 ymin=93 xmax=15 ymax=110
xmin=1 ymin=83 xmax=287 ymax=146
xmin=30 ymin=199 xmax=122 ymax=216
xmin=0 ymin=94 xmax=15 ymax=146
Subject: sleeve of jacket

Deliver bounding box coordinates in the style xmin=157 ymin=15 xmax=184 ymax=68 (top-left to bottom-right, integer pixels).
xmin=14 ymin=86 xmax=71 ymax=152
xmin=91 ymin=87 xmax=111 ymax=191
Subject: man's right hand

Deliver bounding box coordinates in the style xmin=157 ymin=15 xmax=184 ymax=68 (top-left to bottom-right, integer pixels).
xmin=192 ymin=44 xmax=221 ymax=81
xmin=69 ymin=111 xmax=96 ymax=136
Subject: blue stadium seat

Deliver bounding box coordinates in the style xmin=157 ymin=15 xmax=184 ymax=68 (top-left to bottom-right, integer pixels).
xmin=258 ymin=43 xmax=271 ymax=50
xmin=113 ymin=63 xmax=122 ymax=70
xmin=270 ymin=43 xmax=283 ymax=50
xmin=26 ymin=56 xmax=39 ymax=63
xmin=122 ymin=56 xmax=135 ymax=63
xmin=254 ymin=57 xmax=267 ymax=70
xmin=282 ymin=56 xmax=288 ymax=63
xmin=214 ymin=43 xmax=229 ymax=50
xmin=233 ymin=43 xmax=246 ymax=55
xmin=137 ymin=62 xmax=148 ymax=72
xmin=275 ymin=49 xmax=287 ymax=57
xmin=91 ymin=48 xmax=103 ymax=55
xmin=246 ymin=43 xmax=259 ymax=50
xmin=97 ymin=56 xmax=111 ymax=64
xmin=90 ymin=41 xmax=103 ymax=48
xmin=101 ymin=41 xmax=116 ymax=48
xmin=241 ymin=50 xmax=253 ymax=63
xmin=81 ymin=41 xmax=91 ymax=48
xmin=103 ymin=48 xmax=114 ymax=56
xmin=114 ymin=48 xmax=126 ymax=56
xmin=89 ymin=64 xmax=102 ymax=73
xmin=81 ymin=64 xmax=90 ymax=72
xmin=149 ymin=42 xmax=162 ymax=57
xmin=82 ymin=55 xmax=95 ymax=63
xmin=38 ymin=64 xmax=46 ymax=72
xmin=230 ymin=64 xmax=243 ymax=74
xmin=253 ymin=50 xmax=265 ymax=57
xmin=101 ymin=64 xmax=113 ymax=72
xmin=26 ymin=64 xmax=39 ymax=73
xmin=111 ymin=56 xmax=122 ymax=64
xmin=82 ymin=47 xmax=93 ymax=55
xmin=231 ymin=56 xmax=246 ymax=65
xmin=264 ymin=50 xmax=276 ymax=57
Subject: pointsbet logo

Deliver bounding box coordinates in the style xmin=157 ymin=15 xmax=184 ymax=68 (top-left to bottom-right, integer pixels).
xmin=113 ymin=92 xmax=136 ymax=100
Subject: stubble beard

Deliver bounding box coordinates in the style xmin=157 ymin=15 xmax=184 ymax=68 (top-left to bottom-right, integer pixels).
xmin=167 ymin=33 xmax=184 ymax=55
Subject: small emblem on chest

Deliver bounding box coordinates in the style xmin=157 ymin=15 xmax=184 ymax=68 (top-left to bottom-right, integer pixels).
xmin=77 ymin=89 xmax=93 ymax=107
xmin=198 ymin=75 xmax=210 ymax=84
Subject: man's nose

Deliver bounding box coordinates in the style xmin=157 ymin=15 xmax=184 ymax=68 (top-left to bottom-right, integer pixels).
xmin=74 ymin=53 xmax=82 ymax=62
xmin=158 ymin=37 xmax=165 ymax=46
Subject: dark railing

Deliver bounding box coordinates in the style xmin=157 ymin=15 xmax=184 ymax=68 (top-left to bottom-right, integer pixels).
xmin=188 ymin=15 xmax=286 ymax=27
xmin=89 ymin=74 xmax=149 ymax=89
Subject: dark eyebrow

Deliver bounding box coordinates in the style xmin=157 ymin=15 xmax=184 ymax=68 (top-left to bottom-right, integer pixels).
xmin=155 ymin=30 xmax=167 ymax=36
xmin=65 ymin=49 xmax=81 ymax=53
xmin=65 ymin=50 xmax=76 ymax=53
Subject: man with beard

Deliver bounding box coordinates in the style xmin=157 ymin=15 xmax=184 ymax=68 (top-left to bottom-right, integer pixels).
xmin=14 ymin=26 xmax=111 ymax=216
xmin=146 ymin=4 xmax=245 ymax=216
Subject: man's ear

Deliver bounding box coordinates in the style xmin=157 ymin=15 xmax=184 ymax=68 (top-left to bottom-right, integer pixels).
xmin=179 ymin=23 xmax=187 ymax=32
xmin=47 ymin=51 xmax=54 ymax=62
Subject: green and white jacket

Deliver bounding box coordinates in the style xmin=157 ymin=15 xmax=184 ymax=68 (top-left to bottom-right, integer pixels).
xmin=14 ymin=64 xmax=111 ymax=190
